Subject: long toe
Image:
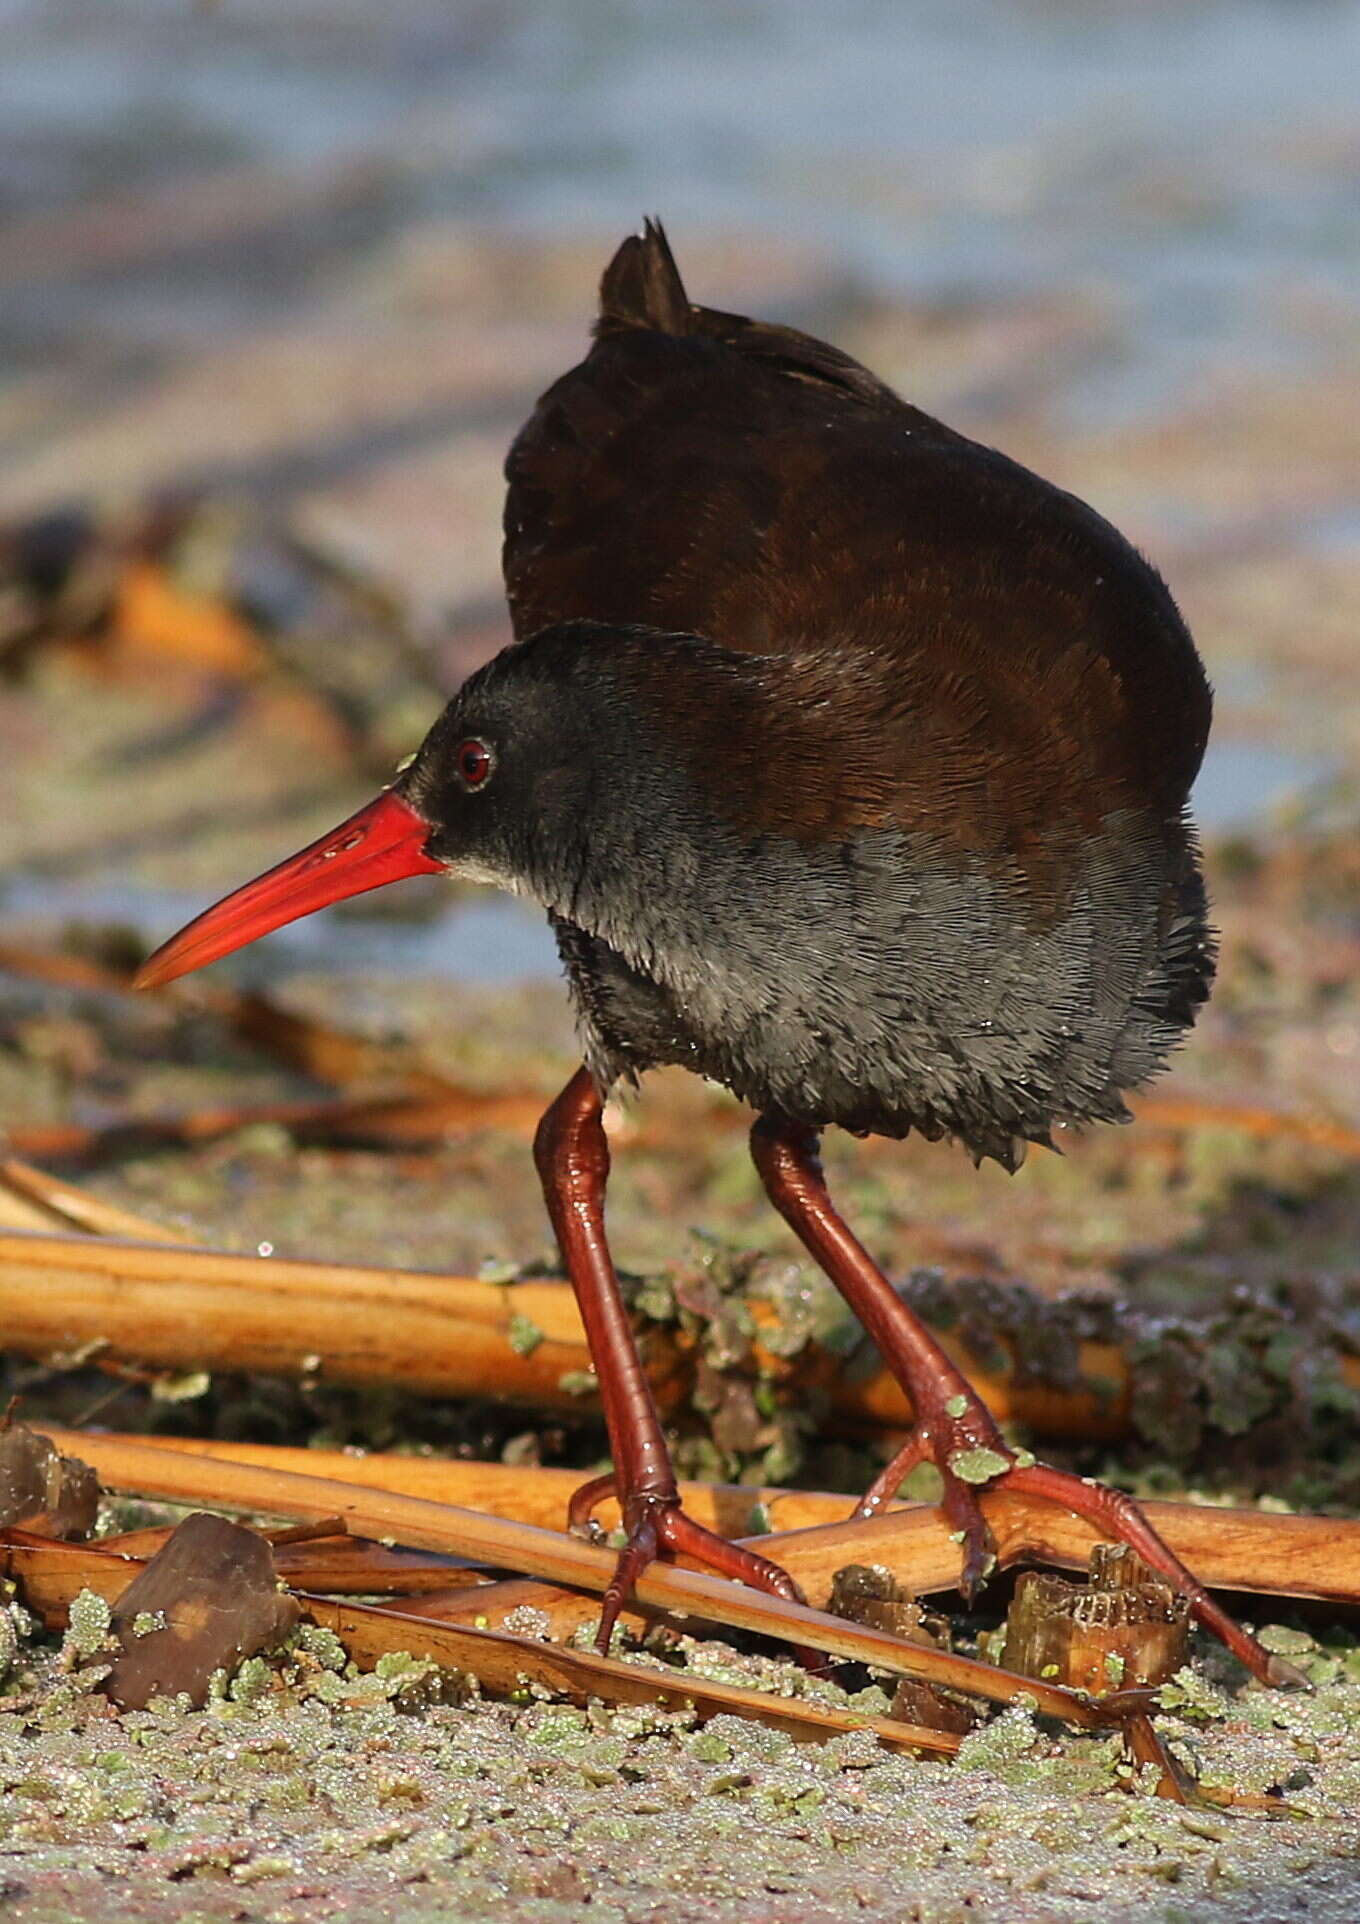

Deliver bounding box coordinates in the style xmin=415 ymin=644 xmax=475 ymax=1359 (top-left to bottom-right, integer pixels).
xmin=583 ymin=1491 xmax=817 ymax=1665
xmin=851 ymin=1402 xmax=1009 ymax=1597
xmin=659 ymin=1505 xmax=806 ymax=1607
xmin=937 ymin=1474 xmax=998 ymax=1602
xmin=1002 ymin=1459 xmax=1306 ymax=1688
xmin=596 ymin=1509 xmax=661 ymax=1654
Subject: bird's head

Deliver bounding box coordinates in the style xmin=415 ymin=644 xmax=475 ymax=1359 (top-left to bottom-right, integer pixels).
xmin=131 ymin=623 xmax=681 ymax=991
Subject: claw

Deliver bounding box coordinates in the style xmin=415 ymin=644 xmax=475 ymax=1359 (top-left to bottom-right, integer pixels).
xmin=1263 ymin=1652 xmax=1313 ymax=1692
xmin=942 ymin=1485 xmax=995 ymax=1603
xmin=597 ymin=1509 xmax=660 ymax=1653
xmin=567 ymin=1470 xmax=617 ymax=1541
xmin=566 ymin=1473 xmax=812 ymax=1662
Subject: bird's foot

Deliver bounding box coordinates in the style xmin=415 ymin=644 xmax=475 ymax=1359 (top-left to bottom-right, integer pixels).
xmin=1004 ymin=1460 xmax=1309 ymax=1688
xmin=856 ymin=1394 xmax=1306 ymax=1690
xmin=567 ymin=1472 xmax=808 ymax=1656
xmin=854 ymin=1389 xmax=1014 ymax=1596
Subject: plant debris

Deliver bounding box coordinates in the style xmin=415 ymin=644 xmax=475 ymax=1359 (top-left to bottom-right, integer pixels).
xmin=827 ymin=1563 xmax=979 ymax=1736
xmin=102 ymin=1512 xmax=299 ymax=1710
xmin=5 ymin=1223 xmax=1360 ymax=1499
xmin=22 ymin=1426 xmax=1140 ymax=1727
xmin=1001 ymin=1546 xmax=1192 ymax=1695
xmin=0 ymin=1417 xmax=98 ymax=1537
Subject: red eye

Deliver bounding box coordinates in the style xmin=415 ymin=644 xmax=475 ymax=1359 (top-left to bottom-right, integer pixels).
xmin=455 ymin=738 xmax=493 ymax=789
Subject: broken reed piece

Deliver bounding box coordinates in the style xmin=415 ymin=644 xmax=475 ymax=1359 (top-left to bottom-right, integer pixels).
xmin=1 ymin=1094 xmax=550 ymax=1167
xmin=0 ymin=1163 xmax=94 ymax=1237
xmin=0 ymin=1157 xmax=190 ymax=1245
xmin=96 ymin=1523 xmax=488 ymax=1597
xmin=1002 ymin=1544 xmax=1192 ymax=1696
xmin=68 ymin=1429 xmax=1360 ymax=1610
xmin=0 ymin=1230 xmax=1137 ymax=1443
xmin=6 ymin=1223 xmax=1360 ymax=1447
xmin=0 ymin=941 xmax=541 ymax=1155
xmin=0 ymin=942 xmax=131 ymax=996
xmin=260 ymin=1513 xmax=349 ymax=1548
xmin=2 ymin=1086 xmax=735 ymax=1165
xmin=1 ymin=1525 xmax=494 ymax=1612
xmin=99 ymin=1432 xmax=847 ymax=1541
xmin=303 ymin=1595 xmax=967 ymax=1758
xmin=13 ymin=1081 xmax=1360 ymax=1178
xmin=30 ymin=1426 xmax=1127 ymax=1727
xmin=103 ymin=1512 xmax=299 ymax=1710
xmin=1131 ymin=1094 xmax=1360 ymax=1166
xmin=364 ymin=1576 xmax=613 ymax=1642
xmin=361 ymin=1571 xmax=806 ymax=1663
xmin=362 ymin=1562 xmax=847 ymax=1653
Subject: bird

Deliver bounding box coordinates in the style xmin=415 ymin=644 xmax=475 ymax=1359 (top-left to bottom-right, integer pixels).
xmin=135 ymin=220 xmax=1296 ymax=1687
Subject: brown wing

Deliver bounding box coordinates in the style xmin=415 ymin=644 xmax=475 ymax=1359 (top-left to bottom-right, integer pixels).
xmin=502 ymin=220 xmax=1211 ymax=825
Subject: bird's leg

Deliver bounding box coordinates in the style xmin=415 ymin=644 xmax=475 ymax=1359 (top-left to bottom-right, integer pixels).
xmin=750 ymin=1114 xmax=1302 ymax=1688
xmin=535 ymin=1069 xmax=806 ymax=1651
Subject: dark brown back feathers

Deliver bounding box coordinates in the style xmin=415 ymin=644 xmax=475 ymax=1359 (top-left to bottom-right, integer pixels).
xmin=505 ymin=220 xmax=1210 ymax=840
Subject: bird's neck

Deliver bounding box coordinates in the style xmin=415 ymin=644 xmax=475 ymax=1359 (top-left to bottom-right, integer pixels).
xmin=525 ymin=784 xmax=729 ymax=987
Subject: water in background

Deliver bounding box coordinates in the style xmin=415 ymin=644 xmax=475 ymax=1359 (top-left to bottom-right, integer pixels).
xmin=4 ymin=0 xmax=1358 ymax=424
xmin=1 ymin=1 xmax=1354 ymax=980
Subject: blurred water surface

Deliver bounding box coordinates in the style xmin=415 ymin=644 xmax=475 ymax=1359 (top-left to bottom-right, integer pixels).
xmin=1 ymin=1 xmax=1355 ymax=980
xmin=4 ymin=0 xmax=1358 ymax=423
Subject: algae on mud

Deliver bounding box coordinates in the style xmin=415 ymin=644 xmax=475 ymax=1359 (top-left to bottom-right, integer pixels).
xmin=3 ymin=1572 xmax=1360 ymax=1924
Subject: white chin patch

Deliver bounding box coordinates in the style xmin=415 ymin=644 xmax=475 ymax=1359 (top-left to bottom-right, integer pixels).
xmin=448 ymin=855 xmax=513 ymax=890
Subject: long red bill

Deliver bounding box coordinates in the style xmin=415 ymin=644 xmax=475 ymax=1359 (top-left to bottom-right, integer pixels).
xmin=132 ymin=790 xmax=442 ymax=990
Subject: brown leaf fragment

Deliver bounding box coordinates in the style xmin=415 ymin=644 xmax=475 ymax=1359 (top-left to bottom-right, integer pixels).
xmin=104 ymin=1512 xmax=299 ymax=1710
xmin=0 ymin=1419 xmax=99 ymax=1538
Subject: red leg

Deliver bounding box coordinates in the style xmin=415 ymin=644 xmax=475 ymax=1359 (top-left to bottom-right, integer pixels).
xmin=750 ymin=1114 xmax=1304 ymax=1688
xmin=535 ymin=1069 xmax=805 ymax=1651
